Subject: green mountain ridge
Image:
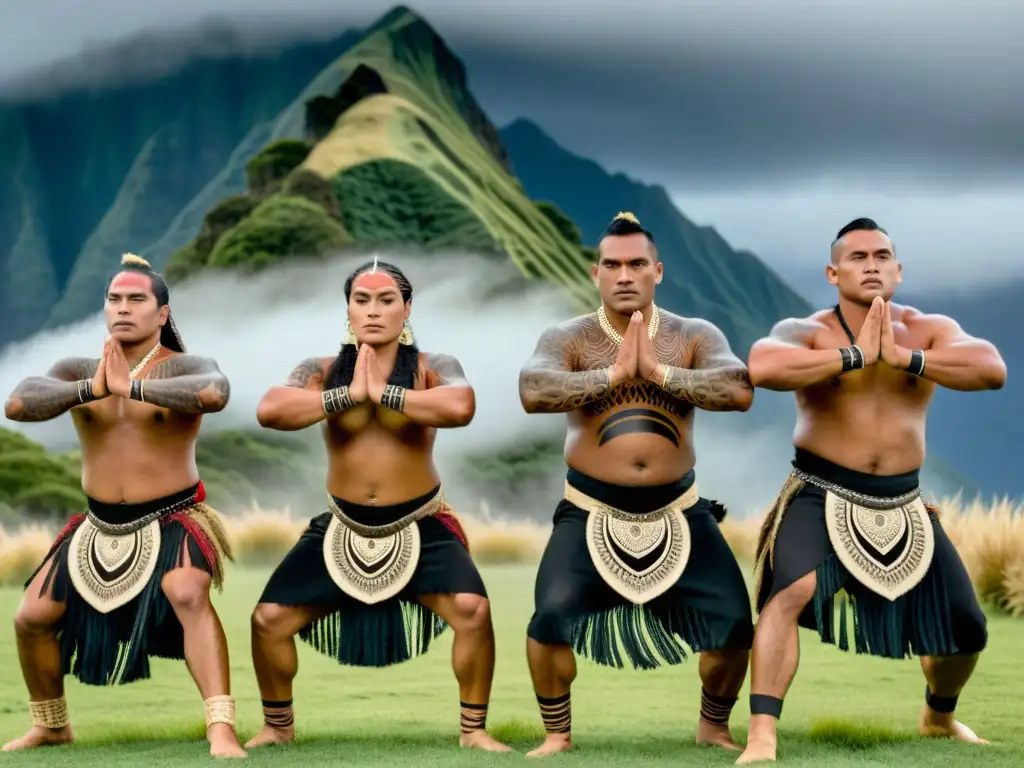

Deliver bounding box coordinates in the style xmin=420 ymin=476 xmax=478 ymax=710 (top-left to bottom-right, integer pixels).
xmin=0 ymin=4 xmax=976 ymax=504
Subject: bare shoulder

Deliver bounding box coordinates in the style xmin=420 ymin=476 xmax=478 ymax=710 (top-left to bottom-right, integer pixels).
xmin=148 ymin=352 xmax=223 ymax=378
xmin=45 ymin=357 xmax=101 ymax=380
xmin=284 ymin=356 xmax=332 ymax=388
xmin=540 ymin=314 xmax=596 ymax=344
xmin=898 ymin=303 xmax=955 ymax=331
xmin=658 ymin=311 xmax=727 ymax=344
xmin=420 ymin=351 xmax=471 ymax=386
xmin=762 ymin=310 xmax=833 ymax=347
xmin=526 ymin=314 xmax=597 ymax=359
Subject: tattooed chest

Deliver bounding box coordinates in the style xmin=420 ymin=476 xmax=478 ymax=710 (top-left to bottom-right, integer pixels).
xmin=583 ymin=380 xmax=694 ymax=419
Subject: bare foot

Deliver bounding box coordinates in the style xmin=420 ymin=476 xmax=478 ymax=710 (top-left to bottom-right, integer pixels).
xmin=526 ymin=734 xmax=573 ymax=758
xmin=918 ymin=708 xmax=988 ymax=745
xmin=460 ymin=729 xmax=513 ymax=752
xmin=735 ymin=738 xmax=776 ymax=764
xmin=696 ymin=718 xmax=743 ymax=751
xmin=244 ymin=724 xmax=295 ymax=749
xmin=1 ymin=725 xmax=74 ymax=752
xmin=208 ymin=723 xmax=247 ymax=758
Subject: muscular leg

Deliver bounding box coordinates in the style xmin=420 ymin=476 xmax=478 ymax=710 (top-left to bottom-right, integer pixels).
xmin=916 ymin=521 xmax=988 ymax=745
xmin=696 ymin=649 xmax=749 ymax=751
xmin=417 ymin=593 xmax=510 ymax=752
xmin=917 ymin=654 xmax=987 ymax=743
xmin=245 ymin=601 xmax=330 ymax=748
xmin=735 ymin=572 xmax=817 ymax=765
xmin=2 ymin=565 xmax=74 ymax=752
xmin=525 ymin=637 xmax=576 ymax=758
xmin=161 ymin=552 xmax=246 ymax=759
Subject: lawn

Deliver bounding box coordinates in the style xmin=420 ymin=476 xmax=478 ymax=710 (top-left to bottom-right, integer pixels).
xmin=0 ymin=564 xmax=1019 ymax=767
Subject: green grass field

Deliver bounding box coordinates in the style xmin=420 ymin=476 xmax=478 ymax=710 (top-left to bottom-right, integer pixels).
xmin=0 ymin=565 xmax=1020 ymax=767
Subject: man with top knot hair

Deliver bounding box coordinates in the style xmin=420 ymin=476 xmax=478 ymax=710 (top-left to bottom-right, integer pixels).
xmin=248 ymin=256 xmax=509 ymax=753
xmin=517 ymin=212 xmax=757 ymax=757
xmin=3 ymin=253 xmax=244 ymax=758
xmin=736 ymin=218 xmax=1003 ymax=764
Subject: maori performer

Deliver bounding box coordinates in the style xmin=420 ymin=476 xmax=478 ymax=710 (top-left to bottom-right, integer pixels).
xmin=248 ymin=257 xmax=509 ymax=753
xmin=2 ymin=254 xmax=243 ymax=758
xmin=736 ymin=218 xmax=1004 ymax=764
xmin=518 ymin=212 xmax=756 ymax=757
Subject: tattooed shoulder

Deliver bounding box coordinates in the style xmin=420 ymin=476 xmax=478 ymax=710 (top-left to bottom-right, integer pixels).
xmin=285 ymin=356 xmax=328 ymax=389
xmin=422 ymin=352 xmax=469 ymax=387
xmin=147 ymin=353 xmax=222 ymax=379
xmin=46 ymin=357 xmax=101 ymax=381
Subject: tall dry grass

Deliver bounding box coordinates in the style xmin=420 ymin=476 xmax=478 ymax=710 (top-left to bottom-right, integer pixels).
xmin=0 ymin=495 xmax=1020 ymax=617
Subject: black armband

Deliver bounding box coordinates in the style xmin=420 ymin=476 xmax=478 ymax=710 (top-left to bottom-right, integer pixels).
xmin=906 ymin=349 xmax=926 ymax=377
xmin=839 ymin=344 xmax=865 ymax=373
xmin=321 ymin=386 xmax=355 ymax=414
xmin=130 ymin=380 xmax=144 ymax=401
xmin=381 ymin=384 xmax=407 ymax=412
xmin=76 ymin=380 xmax=96 ymax=404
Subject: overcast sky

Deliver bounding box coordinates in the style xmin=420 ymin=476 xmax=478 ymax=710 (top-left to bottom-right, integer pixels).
xmin=4 ymin=0 xmax=1023 ymax=295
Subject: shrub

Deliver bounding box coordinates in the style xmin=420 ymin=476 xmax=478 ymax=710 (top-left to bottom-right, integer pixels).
xmin=195 ymin=194 xmax=260 ymax=253
xmin=535 ymin=200 xmax=582 ymax=246
xmin=207 ymin=195 xmax=349 ymax=272
xmin=282 ymin=168 xmax=342 ymax=220
xmin=245 ymin=139 xmax=312 ymax=197
xmin=223 ymin=506 xmax=304 ymax=567
xmin=0 ymin=524 xmax=54 ymax=587
xmin=333 ymin=158 xmax=497 ymax=252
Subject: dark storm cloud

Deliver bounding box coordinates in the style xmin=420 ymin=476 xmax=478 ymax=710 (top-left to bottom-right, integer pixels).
xmin=3 ymin=0 xmax=1022 ymax=188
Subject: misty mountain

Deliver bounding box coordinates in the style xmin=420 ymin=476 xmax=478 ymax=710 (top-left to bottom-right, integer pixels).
xmin=0 ymin=5 xmax=978 ymax=502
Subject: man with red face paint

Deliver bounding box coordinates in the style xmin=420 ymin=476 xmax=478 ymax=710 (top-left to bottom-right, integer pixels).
xmin=2 ymin=254 xmax=245 ymax=757
xmin=248 ymin=257 xmax=509 ymax=753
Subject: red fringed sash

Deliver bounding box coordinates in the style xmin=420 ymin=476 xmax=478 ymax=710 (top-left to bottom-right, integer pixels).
xmin=436 ymin=509 xmax=469 ymax=551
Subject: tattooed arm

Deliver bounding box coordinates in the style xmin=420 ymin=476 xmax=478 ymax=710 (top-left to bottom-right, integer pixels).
xmin=4 ymin=357 xmax=103 ymax=422
xmin=379 ymin=353 xmax=475 ymax=428
xmin=137 ymin=355 xmax=230 ymax=414
xmin=255 ymin=357 xmax=339 ymax=431
xmin=519 ymin=323 xmax=616 ymax=414
xmin=650 ymin=319 xmax=754 ymax=411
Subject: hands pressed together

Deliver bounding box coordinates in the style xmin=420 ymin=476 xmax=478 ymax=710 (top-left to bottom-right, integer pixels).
xmin=91 ymin=338 xmax=135 ymax=399
xmin=347 ymin=343 xmax=390 ymax=405
xmin=852 ymin=296 xmax=913 ymax=370
xmin=609 ymin=311 xmax=663 ymax=387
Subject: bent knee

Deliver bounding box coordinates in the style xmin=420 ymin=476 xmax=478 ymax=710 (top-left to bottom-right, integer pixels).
xmin=14 ymin=604 xmax=62 ymax=638
xmin=768 ymin=572 xmax=817 ymax=618
xmin=251 ymin=602 xmax=299 ymax=638
xmin=449 ymin=594 xmax=491 ymax=633
xmin=161 ymin=570 xmax=212 ymax=612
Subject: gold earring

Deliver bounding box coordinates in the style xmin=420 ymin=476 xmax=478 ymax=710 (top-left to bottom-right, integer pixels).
xmin=398 ymin=320 xmax=414 ymax=346
xmin=344 ymin=322 xmax=356 ymax=345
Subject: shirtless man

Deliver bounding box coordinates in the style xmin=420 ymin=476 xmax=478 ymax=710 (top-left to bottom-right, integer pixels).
xmin=518 ymin=211 xmax=756 ymax=758
xmin=736 ymin=218 xmax=1004 ymax=764
xmin=247 ymin=257 xmax=508 ymax=753
xmin=2 ymin=254 xmax=244 ymax=758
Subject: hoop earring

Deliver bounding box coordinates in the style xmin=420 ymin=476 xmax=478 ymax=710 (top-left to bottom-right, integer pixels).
xmin=344 ymin=322 xmax=356 ymax=345
xmin=398 ymin=320 xmax=414 ymax=346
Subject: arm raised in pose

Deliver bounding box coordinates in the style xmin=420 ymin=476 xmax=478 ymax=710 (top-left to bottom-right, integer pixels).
xmin=256 ymin=357 xmax=334 ymax=431
xmin=370 ymin=351 xmax=475 ymax=428
xmin=644 ymin=318 xmax=754 ymax=411
xmin=131 ymin=354 xmax=231 ymax=413
xmin=885 ymin=308 xmax=1006 ymax=392
xmin=518 ymin=322 xmax=624 ymax=414
xmin=4 ymin=357 xmax=104 ymax=422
